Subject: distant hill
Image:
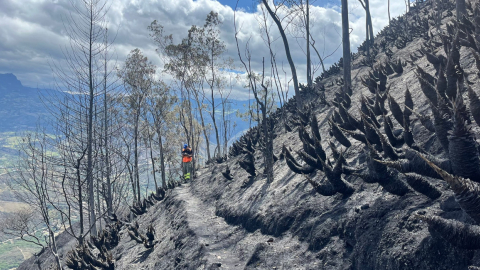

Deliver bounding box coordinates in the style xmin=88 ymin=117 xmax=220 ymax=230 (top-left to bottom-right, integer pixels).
xmin=0 ymin=72 xmax=256 ymax=149
xmin=0 ymin=73 xmax=51 ymax=133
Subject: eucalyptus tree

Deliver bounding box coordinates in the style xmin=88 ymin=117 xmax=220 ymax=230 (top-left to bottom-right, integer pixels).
xmin=200 ymin=11 xmax=227 ymax=158
xmin=147 ymin=81 xmax=177 ymax=189
xmin=149 ymin=21 xmax=204 ymax=169
xmin=118 ymin=48 xmax=156 ymax=203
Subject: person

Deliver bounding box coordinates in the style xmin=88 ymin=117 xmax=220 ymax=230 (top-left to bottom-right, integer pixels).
xmin=182 ymin=144 xmax=193 ymax=181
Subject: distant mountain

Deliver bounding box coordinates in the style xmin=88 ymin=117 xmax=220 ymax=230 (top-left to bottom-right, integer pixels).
xmin=0 ymin=73 xmax=51 ymax=132
xmin=0 ymin=73 xmax=255 ymax=139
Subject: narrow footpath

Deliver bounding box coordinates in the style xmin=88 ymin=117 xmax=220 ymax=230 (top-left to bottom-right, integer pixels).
xmin=175 ymin=183 xmax=246 ymax=269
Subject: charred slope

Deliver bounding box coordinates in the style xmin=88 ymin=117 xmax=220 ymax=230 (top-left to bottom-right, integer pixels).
xmin=18 ymin=0 xmax=480 ymax=269
xmin=192 ymin=0 xmax=480 ymax=269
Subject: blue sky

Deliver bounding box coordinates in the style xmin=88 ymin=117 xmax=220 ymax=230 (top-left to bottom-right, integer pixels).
xmin=217 ymin=0 xmax=342 ymax=12
xmin=216 ymin=0 xmax=258 ymax=11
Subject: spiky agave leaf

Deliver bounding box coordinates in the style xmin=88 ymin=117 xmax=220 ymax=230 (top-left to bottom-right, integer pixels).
xmin=471 ymin=49 xmax=480 ymax=78
xmin=333 ymin=110 xmax=344 ymax=125
xmin=286 ymin=155 xmax=316 ymax=174
xmin=445 ymin=43 xmax=460 ymax=100
xmin=310 ymin=114 xmax=321 ymax=142
xmin=377 ymin=152 xmax=450 ymax=181
xmin=378 ymin=130 xmax=403 ymax=160
xmin=330 ymin=120 xmax=352 ymax=148
xmin=365 ymin=104 xmax=382 ymax=128
xmin=305 ymin=174 xmax=337 ymax=196
xmin=342 ymin=128 xmax=368 ymax=145
xmin=416 ymin=65 xmax=436 ymax=86
xmin=376 ymin=171 xmax=411 ymax=196
xmin=314 ymin=138 xmax=327 ymax=162
xmin=361 ymin=95 xmax=373 ymax=116
xmin=298 ymin=150 xmax=320 ymax=169
xmin=448 ymin=96 xmax=480 ymax=183
xmin=362 ymin=115 xmax=382 ymax=146
xmin=432 ymin=104 xmax=452 ymax=154
xmin=383 ymin=114 xmax=404 ymax=147
xmin=343 ymin=92 xmax=352 ymax=108
xmin=319 ymin=157 xmax=355 ymax=196
xmin=436 ymin=64 xmax=448 ymax=100
xmin=403 ymin=114 xmax=416 ymax=148
xmin=416 ymin=214 xmax=480 ymax=249
xmin=404 ymin=87 xmax=414 ymax=120
xmin=404 ymin=173 xmax=442 ymax=200
xmin=417 ymin=75 xmax=439 ymax=107
xmin=374 ymin=91 xmax=386 ymax=116
xmin=388 ymin=95 xmax=405 ymax=127
xmin=299 ymin=125 xmax=315 ymax=147
xmin=468 ymin=86 xmax=480 ymax=127
xmin=419 ymin=154 xmax=480 ymax=224
xmin=405 ymin=107 xmax=436 ymax=132
xmin=329 ymin=141 xmax=341 ymax=162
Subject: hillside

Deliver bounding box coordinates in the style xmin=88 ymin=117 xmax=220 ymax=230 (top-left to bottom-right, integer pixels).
xmin=17 ymin=0 xmax=480 ymax=269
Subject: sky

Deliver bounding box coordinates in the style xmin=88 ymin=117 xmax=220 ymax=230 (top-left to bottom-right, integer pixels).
xmin=0 ymin=0 xmax=413 ymax=99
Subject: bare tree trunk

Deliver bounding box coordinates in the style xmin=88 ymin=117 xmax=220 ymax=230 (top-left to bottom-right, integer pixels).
xmin=76 ymin=157 xmax=85 ymax=242
xmin=309 ymin=34 xmax=326 ymax=73
xmin=158 ymin=132 xmax=166 ymax=188
xmin=359 ymin=0 xmax=374 ymax=55
xmin=48 ymin=225 xmax=62 ymax=269
xmin=211 ymin=85 xmax=221 ymax=157
xmin=388 ymin=0 xmax=391 ymax=24
xmin=147 ymin=129 xmax=158 ymax=190
xmin=262 ymin=0 xmax=302 ymax=110
xmin=193 ymin=91 xmax=211 ymax=161
xmin=134 ymin=110 xmax=141 ymax=202
xmin=306 ymin=0 xmax=312 ymax=87
xmin=87 ymin=1 xmax=97 ymax=237
xmin=366 ymin=0 xmax=373 ymax=45
xmin=223 ymin=104 xmax=228 ymax=156
xmin=103 ymin=31 xmax=112 ymax=217
xmin=342 ymin=0 xmax=352 ymax=91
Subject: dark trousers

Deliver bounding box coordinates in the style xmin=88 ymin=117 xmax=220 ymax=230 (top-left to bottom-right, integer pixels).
xmin=183 ymin=161 xmax=192 ymax=180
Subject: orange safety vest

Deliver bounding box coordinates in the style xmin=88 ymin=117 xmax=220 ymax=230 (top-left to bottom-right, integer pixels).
xmin=182 ymin=147 xmax=192 ymax=163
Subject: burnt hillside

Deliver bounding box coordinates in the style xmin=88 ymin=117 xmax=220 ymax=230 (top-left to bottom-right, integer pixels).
xmin=19 ymin=0 xmax=480 ymax=269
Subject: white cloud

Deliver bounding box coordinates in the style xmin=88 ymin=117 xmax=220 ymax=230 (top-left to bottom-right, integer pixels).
xmin=0 ymin=0 xmax=411 ymax=98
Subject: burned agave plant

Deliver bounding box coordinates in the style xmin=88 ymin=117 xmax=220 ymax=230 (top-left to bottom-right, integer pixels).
xmin=128 ymin=222 xmax=158 ymax=249
xmin=416 ymin=213 xmax=480 ymax=250
xmin=66 ymin=243 xmax=115 ymax=270
xmin=239 ymin=151 xmax=256 ymax=178
xmin=222 ymin=165 xmax=234 ymax=181
xmin=285 ymin=114 xmax=355 ymax=197
xmin=354 ymin=143 xmax=410 ymax=196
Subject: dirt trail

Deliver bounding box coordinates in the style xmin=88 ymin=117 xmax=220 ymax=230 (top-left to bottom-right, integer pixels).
xmin=17 ymin=246 xmax=27 ymax=260
xmin=175 ymin=183 xmax=245 ymax=269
